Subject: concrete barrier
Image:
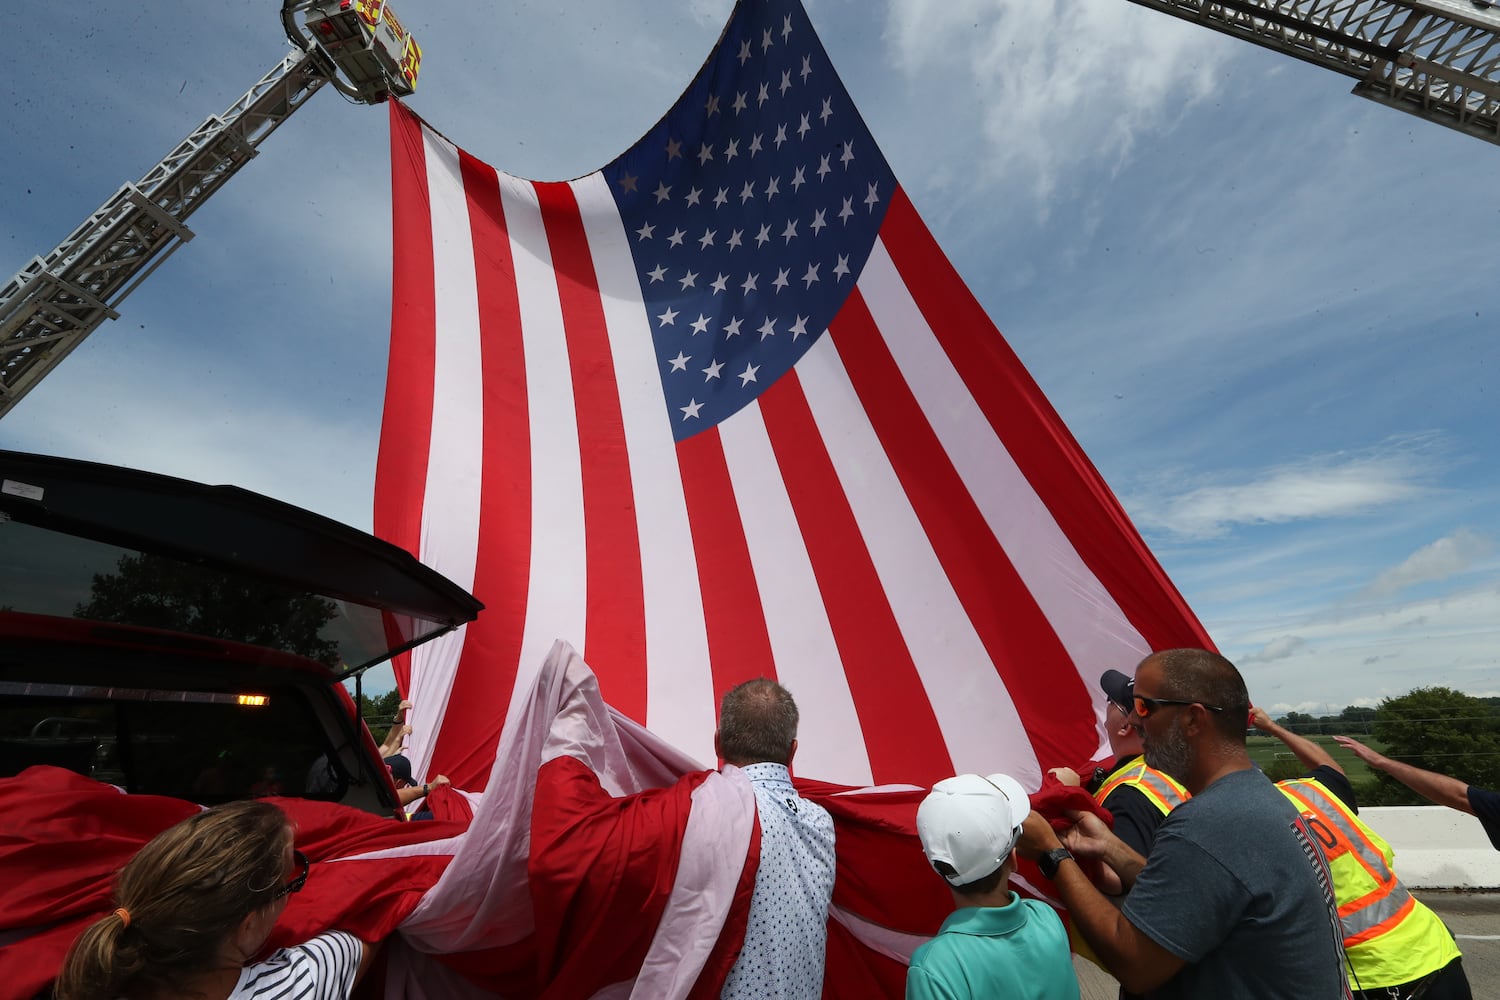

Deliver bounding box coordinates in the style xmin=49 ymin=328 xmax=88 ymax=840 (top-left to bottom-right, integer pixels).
xmin=1361 ymin=806 xmax=1500 ymax=889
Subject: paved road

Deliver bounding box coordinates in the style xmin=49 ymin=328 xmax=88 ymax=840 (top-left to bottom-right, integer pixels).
xmin=1072 ymin=890 xmax=1498 ymax=999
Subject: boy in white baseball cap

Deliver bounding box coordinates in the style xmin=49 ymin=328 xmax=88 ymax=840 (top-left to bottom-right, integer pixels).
xmin=908 ymin=773 xmax=1080 ymax=1000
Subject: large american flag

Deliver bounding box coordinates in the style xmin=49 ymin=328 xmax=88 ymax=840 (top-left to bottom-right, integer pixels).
xmin=375 ymin=0 xmax=1211 ymax=794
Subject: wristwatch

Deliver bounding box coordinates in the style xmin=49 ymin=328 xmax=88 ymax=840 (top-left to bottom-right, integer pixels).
xmin=1038 ymin=846 xmax=1073 ymax=879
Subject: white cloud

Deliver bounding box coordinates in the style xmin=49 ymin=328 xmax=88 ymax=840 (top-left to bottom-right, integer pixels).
xmin=881 ymin=0 xmax=1228 ymax=201
xmin=1244 ymin=635 xmax=1306 ymax=663
xmin=1132 ymin=445 xmax=1435 ymax=540
xmin=1360 ymin=528 xmax=1495 ymax=599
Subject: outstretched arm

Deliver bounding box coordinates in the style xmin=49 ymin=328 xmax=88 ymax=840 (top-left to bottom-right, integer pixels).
xmin=1253 ymin=708 xmax=1339 ymax=774
xmin=1332 ymin=735 xmax=1472 ymax=813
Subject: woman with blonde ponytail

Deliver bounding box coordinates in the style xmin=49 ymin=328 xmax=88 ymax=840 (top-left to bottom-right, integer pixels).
xmin=56 ymin=801 xmax=373 ymax=1000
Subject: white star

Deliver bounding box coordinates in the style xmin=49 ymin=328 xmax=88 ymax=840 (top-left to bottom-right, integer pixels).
xmin=749 ymin=133 xmax=764 ymax=156
xmin=802 ymin=263 xmax=820 ymax=288
xmin=820 ymin=97 xmax=833 ymax=125
xmin=765 ymin=176 xmax=781 ymax=200
xmin=833 ymin=254 xmax=851 ymax=281
xmin=783 ymin=14 xmax=793 ymax=40
xmin=740 ymin=180 xmax=756 ymax=204
xmin=738 ymin=362 xmax=761 ymax=386
xmin=618 ymin=172 xmax=638 ymax=193
xmin=679 ymin=270 xmax=698 ymax=290
xmin=801 ymin=55 xmax=812 ymax=83
xmin=665 ymin=138 xmax=682 ymax=160
xmin=781 ymin=219 xmax=798 ymax=243
xmin=817 ymin=154 xmax=831 ymax=181
xmin=727 ymin=229 xmax=744 ymax=251
xmin=680 ymin=398 xmax=704 ymax=421
xmin=698 ymin=143 xmax=714 ymax=166
xmin=839 ymin=197 xmax=854 ymax=224
xmin=840 ymin=141 xmax=855 ymax=169
xmin=691 ymin=313 xmax=711 ymax=335
xmin=668 ymin=228 xmax=686 ymax=248
xmin=710 ymin=273 xmax=729 ymax=294
xmin=732 ymin=91 xmax=748 ymax=115
xmin=705 ymin=94 xmax=720 ymax=117
xmin=685 ymin=186 xmax=703 ymax=207
xmin=698 ymin=229 xmax=716 ymax=250
xmin=762 ymin=28 xmax=773 ymax=52
xmin=810 ymin=209 xmax=827 ymax=235
xmin=779 ymin=70 xmax=792 ymax=96
xmin=774 ymin=123 xmax=788 ymax=148
xmin=797 ymin=113 xmax=811 ymax=139
xmin=724 ymin=138 xmax=739 ymax=162
xmin=724 ymin=315 xmax=743 ymax=337
xmin=702 ymin=359 xmax=724 ymax=380
xmin=712 ymin=187 xmax=729 ymax=209
xmin=757 ymin=82 xmax=770 ymax=107
xmin=772 ymin=268 xmax=790 ymax=292
xmin=635 ymin=221 xmax=655 ymax=241
xmin=866 ymin=183 xmax=880 ymax=211
xmin=755 ymin=224 xmax=772 ymax=247
xmin=790 ymin=314 xmax=809 ymax=338
xmin=654 ymin=182 xmax=672 ymax=203
xmin=791 ymin=166 xmax=806 ymax=191
xmin=668 ymin=351 xmax=690 ymax=372
xmin=737 ymin=39 xmax=752 ymax=65
xmin=758 ymin=316 xmax=777 ymax=340
xmin=741 ymin=272 xmax=759 ymax=293
xmin=657 ymin=306 xmax=679 ymax=326
xmin=647 ymin=264 xmax=668 ymax=283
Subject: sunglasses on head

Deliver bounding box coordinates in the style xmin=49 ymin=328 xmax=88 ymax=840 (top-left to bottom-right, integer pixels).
xmin=272 ymin=849 xmax=310 ymax=900
xmin=1132 ymin=694 xmax=1226 ymax=718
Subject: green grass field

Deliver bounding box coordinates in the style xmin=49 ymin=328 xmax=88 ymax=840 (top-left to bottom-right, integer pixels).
xmin=1246 ymin=733 xmax=1388 ymax=783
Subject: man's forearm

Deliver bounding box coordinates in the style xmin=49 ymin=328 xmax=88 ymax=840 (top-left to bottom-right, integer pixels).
xmin=1372 ymin=755 xmax=1472 ymax=813
xmin=1260 ymin=720 xmax=1338 ymax=773
xmin=1048 ymin=856 xmax=1175 ymax=993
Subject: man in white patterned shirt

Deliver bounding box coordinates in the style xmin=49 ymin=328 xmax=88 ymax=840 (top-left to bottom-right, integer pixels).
xmin=717 ymin=678 xmax=837 ymax=1000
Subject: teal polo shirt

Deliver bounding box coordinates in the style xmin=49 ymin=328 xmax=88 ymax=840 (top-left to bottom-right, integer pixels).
xmin=906 ymin=892 xmax=1080 ymax=1000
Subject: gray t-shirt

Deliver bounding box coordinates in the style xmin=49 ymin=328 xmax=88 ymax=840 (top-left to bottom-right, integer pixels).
xmin=1122 ymin=767 xmax=1348 ymax=999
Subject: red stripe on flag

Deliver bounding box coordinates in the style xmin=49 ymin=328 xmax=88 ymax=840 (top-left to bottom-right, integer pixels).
xmin=676 ymin=427 xmax=779 ymax=714
xmin=827 ymin=291 xmax=1097 ymax=768
xmin=423 ymin=152 xmax=534 ymax=791
xmin=879 ymin=189 xmax=1213 ymax=653
xmin=376 ymin=101 xmax=438 ymax=692
xmin=756 ymin=373 xmax=952 ymax=785
xmin=534 ymin=181 xmax=648 ymax=723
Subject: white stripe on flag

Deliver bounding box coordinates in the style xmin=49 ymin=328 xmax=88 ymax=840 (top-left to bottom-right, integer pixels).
xmin=797 ymin=334 xmax=1041 ymax=784
xmin=572 ymin=173 xmax=717 ymax=764
xmin=717 ymin=400 xmax=875 ymax=787
xmin=859 ymin=238 xmax=1149 ymax=689
xmin=503 ymin=174 xmax=590 ymax=699
xmin=408 ymin=129 xmax=485 ymax=778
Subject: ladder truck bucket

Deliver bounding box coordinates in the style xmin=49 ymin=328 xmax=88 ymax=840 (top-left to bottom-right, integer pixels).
xmin=292 ymin=0 xmax=421 ymax=103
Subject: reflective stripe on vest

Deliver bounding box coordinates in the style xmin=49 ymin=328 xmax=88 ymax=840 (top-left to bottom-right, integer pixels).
xmin=1276 ymin=779 xmax=1414 ymax=945
xmin=1095 ymin=760 xmax=1189 ymax=816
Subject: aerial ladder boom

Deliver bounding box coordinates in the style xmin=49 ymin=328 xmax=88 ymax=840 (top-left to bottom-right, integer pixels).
xmin=0 ymin=0 xmax=421 ymax=419
xmin=1126 ymin=0 xmax=1500 ymax=144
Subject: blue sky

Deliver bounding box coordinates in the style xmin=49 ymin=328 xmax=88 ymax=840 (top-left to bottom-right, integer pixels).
xmin=4 ymin=0 xmax=1497 ymax=714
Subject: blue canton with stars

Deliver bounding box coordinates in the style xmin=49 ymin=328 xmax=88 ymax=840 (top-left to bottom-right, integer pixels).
xmin=600 ymin=0 xmax=895 ymax=442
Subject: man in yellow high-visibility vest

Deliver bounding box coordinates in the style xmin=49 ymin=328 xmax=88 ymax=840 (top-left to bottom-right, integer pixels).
xmin=1050 ymin=670 xmax=1191 ymax=1000
xmin=1254 ymin=709 xmax=1471 ymax=999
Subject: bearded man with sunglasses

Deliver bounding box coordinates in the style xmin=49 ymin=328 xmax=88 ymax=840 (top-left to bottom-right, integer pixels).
xmin=1020 ymin=648 xmax=1351 ymax=999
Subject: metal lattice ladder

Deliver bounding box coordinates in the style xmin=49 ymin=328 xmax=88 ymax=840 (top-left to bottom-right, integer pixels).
xmin=1126 ymin=0 xmax=1500 ymax=143
xmin=0 ymin=51 xmax=330 ymax=418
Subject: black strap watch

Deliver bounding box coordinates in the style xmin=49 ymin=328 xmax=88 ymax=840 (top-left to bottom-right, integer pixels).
xmin=1039 ymin=846 xmax=1073 ymax=879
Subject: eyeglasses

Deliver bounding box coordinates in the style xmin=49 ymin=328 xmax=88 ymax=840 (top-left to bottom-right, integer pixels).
xmin=272 ymin=850 xmax=309 ymax=899
xmin=1133 ymin=694 xmax=1225 ymax=718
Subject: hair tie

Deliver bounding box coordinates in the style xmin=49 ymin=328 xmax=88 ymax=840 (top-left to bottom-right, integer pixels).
xmin=113 ymin=907 xmax=131 ymax=928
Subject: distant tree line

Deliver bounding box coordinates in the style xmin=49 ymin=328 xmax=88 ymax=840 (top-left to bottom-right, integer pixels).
xmin=1270 ymin=687 xmax=1500 ymax=807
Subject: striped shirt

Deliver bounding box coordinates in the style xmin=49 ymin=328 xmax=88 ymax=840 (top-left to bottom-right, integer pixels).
xmin=228 ymin=930 xmax=362 ymax=1000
